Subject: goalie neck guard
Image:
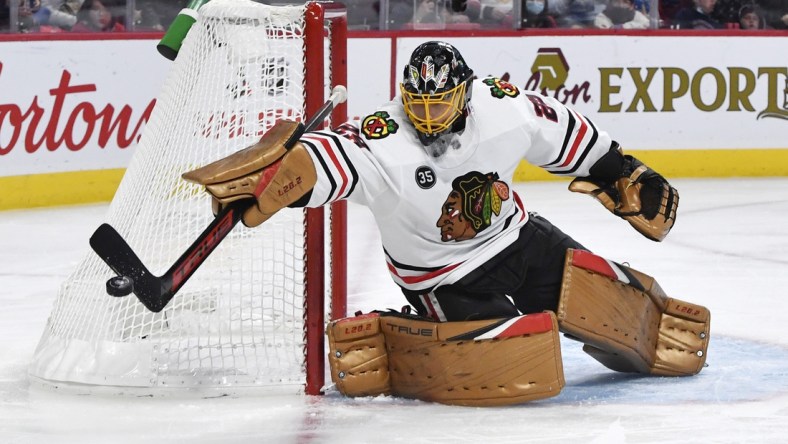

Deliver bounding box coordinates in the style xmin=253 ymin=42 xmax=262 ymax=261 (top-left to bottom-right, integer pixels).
xmin=400 ymin=41 xmax=474 ymax=146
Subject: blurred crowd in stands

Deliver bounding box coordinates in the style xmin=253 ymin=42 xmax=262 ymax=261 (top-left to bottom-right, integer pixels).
xmin=2 ymin=0 xmax=787 ymax=33
xmin=1 ymin=0 xmax=183 ymax=32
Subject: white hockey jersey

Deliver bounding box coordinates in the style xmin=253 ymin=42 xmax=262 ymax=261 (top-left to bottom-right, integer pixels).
xmin=300 ymin=77 xmax=614 ymax=293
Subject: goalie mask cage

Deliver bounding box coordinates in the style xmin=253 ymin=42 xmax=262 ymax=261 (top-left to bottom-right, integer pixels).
xmin=28 ymin=0 xmax=348 ymax=396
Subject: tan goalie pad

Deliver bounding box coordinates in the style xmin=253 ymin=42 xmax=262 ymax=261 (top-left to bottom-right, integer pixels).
xmin=380 ymin=312 xmax=564 ymax=406
xmin=557 ymin=249 xmax=710 ymax=376
xmin=326 ymin=313 xmax=391 ymax=397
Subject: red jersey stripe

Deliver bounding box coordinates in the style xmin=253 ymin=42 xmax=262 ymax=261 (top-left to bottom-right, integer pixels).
xmin=303 ymin=135 xmax=350 ymax=199
xmin=387 ymin=261 xmax=464 ymax=284
xmin=558 ymin=109 xmax=588 ymax=168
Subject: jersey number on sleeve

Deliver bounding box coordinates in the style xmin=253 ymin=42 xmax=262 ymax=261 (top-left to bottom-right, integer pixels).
xmin=415 ymin=166 xmax=437 ymax=189
xmin=526 ymin=95 xmax=558 ymax=122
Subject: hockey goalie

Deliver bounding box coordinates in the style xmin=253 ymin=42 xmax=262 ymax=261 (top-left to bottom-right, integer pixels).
xmin=182 ymin=41 xmax=710 ymax=406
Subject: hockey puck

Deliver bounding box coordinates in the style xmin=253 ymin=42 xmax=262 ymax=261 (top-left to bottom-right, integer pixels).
xmin=106 ymin=276 xmax=133 ymax=297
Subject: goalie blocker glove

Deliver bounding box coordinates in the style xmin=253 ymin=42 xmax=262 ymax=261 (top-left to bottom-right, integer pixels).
xmin=569 ymin=143 xmax=679 ymax=241
xmin=182 ymin=120 xmax=317 ymax=228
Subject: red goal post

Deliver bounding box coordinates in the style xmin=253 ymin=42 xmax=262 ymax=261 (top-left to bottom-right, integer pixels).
xmin=304 ymin=0 xmax=349 ymax=395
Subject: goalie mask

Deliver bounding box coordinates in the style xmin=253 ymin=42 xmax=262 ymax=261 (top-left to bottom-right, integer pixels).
xmin=400 ymin=41 xmax=474 ymax=146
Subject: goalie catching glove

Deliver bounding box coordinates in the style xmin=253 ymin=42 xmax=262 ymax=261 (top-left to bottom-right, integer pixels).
xmin=569 ymin=144 xmax=679 ymax=242
xmin=181 ymin=120 xmax=316 ymax=227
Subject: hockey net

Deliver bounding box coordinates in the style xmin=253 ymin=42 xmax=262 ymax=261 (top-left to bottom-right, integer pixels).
xmin=28 ymin=0 xmax=348 ymax=395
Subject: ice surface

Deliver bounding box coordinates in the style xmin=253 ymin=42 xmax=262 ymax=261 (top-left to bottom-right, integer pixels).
xmin=1 ymin=179 xmax=787 ymax=443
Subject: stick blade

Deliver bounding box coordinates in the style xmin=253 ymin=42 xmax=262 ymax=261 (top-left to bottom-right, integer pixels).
xmin=89 ymin=223 xmax=144 ymax=276
xmin=89 ymin=223 xmax=171 ymax=312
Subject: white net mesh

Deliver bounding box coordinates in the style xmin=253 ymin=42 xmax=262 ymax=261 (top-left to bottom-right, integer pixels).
xmin=29 ymin=0 xmax=331 ymax=393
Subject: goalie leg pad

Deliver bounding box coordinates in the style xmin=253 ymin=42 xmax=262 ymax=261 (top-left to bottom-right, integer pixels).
xmin=326 ymin=313 xmax=391 ymax=397
xmin=556 ymin=249 xmax=710 ymax=376
xmin=628 ymin=268 xmax=711 ymax=376
xmin=380 ymin=312 xmax=565 ymax=406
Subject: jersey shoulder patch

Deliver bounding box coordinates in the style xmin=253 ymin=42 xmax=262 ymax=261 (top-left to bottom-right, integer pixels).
xmin=481 ymin=77 xmax=520 ymax=99
xmin=360 ymin=111 xmax=400 ymax=141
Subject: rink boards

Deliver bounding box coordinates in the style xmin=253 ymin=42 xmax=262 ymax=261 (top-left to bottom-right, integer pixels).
xmin=0 ymin=33 xmax=786 ymax=209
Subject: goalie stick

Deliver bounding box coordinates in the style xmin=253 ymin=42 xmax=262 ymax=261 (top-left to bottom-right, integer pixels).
xmin=91 ymin=85 xmax=348 ymax=313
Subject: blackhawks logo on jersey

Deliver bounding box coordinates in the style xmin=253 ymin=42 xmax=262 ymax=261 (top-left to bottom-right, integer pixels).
xmin=361 ymin=111 xmax=399 ymax=140
xmin=436 ymin=171 xmax=510 ymax=242
xmin=483 ymin=77 xmax=520 ymax=99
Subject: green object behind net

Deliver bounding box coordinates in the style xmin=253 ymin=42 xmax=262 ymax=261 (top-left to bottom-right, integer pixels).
xmin=157 ymin=0 xmax=212 ymax=60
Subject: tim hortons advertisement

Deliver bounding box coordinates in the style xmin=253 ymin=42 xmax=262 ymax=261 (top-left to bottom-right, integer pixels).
xmin=0 ymin=40 xmax=169 ymax=177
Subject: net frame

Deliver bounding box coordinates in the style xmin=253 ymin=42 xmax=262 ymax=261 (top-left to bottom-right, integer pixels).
xmin=28 ymin=0 xmax=348 ymax=397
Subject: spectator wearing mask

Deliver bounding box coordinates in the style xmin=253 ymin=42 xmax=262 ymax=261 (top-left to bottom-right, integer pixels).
xmin=594 ymin=0 xmax=650 ymax=28
xmin=522 ymin=0 xmax=557 ymax=27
